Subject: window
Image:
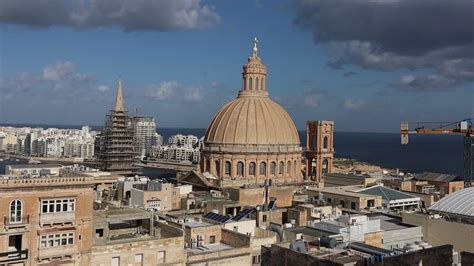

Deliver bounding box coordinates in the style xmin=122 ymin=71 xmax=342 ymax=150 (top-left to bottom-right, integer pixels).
xmin=249 ymin=77 xmax=253 ymax=90
xmin=287 ymin=161 xmax=291 ymax=174
xmin=294 ymin=160 xmax=297 ymax=175
xmin=279 ymin=161 xmax=284 ymax=175
xmin=323 ymin=136 xmax=329 ymax=150
xmin=40 ymin=232 xmax=74 ymax=248
xmin=253 ymin=255 xmax=261 ymax=264
xmin=312 ymin=134 xmax=317 ymax=150
xmin=249 ymin=162 xmax=256 ymax=176
xmin=351 ymin=202 xmax=356 ymax=210
xmin=209 ymin=235 xmax=216 ymax=244
xmin=270 ymin=162 xmax=276 ymax=175
xmin=41 ymin=198 xmax=75 ymax=213
xmin=10 ymin=199 xmax=22 ymax=223
xmin=157 ymin=251 xmax=166 ymax=263
xmin=111 ymin=256 xmax=120 ymax=266
xmin=256 ymin=78 xmax=259 ymax=90
xmin=215 ymin=160 xmax=220 ymax=175
xmin=237 ymin=162 xmax=244 ymax=176
xmin=322 ymin=159 xmax=329 ymax=174
xmin=259 ymin=162 xmax=266 ymax=176
xmin=134 ymin=254 xmax=143 ymax=266
xmin=225 ymin=161 xmax=231 ymax=176
xmin=262 ymin=214 xmax=267 ymax=222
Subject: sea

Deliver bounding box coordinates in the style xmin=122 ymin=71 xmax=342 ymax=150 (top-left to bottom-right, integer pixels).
xmin=0 ymin=124 xmax=465 ymax=177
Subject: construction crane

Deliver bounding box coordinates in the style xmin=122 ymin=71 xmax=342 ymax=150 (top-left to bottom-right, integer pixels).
xmin=400 ymin=118 xmax=473 ymax=186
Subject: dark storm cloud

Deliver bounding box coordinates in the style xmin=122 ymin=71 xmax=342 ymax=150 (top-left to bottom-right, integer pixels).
xmin=294 ymin=0 xmax=474 ymax=91
xmin=0 ymin=0 xmax=220 ymax=31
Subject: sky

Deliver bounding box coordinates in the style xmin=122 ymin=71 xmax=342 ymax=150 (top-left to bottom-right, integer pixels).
xmin=0 ymin=0 xmax=473 ymax=132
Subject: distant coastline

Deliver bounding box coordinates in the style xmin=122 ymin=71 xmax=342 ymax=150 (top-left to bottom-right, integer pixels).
xmin=0 ymin=124 xmax=464 ymax=176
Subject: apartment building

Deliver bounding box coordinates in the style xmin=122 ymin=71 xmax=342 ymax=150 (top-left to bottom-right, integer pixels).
xmin=0 ymin=174 xmax=95 ymax=265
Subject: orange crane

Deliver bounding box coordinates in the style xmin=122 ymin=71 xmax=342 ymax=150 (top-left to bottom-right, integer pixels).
xmin=400 ymin=118 xmax=473 ymax=186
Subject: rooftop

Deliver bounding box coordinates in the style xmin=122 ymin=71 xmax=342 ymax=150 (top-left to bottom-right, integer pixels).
xmin=187 ymin=243 xmax=234 ymax=255
xmin=368 ymin=214 xmax=415 ymax=231
xmin=6 ymin=164 xmax=63 ymax=169
xmin=429 ymin=187 xmax=474 ymax=217
xmin=312 ymin=186 xmax=380 ymax=199
xmin=416 ymin=172 xmax=463 ymax=183
xmin=357 ymin=185 xmax=417 ymax=201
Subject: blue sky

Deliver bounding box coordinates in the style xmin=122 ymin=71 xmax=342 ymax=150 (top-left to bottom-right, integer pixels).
xmin=0 ymin=0 xmax=473 ymax=132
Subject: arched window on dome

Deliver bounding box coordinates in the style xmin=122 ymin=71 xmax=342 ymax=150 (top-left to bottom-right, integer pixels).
xmin=249 ymin=162 xmax=256 ymax=176
xmin=256 ymin=78 xmax=260 ymax=91
xmin=225 ymin=161 xmax=231 ymax=176
xmin=287 ymin=161 xmax=292 ymax=175
xmin=10 ymin=199 xmax=22 ymax=224
xmin=249 ymin=77 xmax=253 ymax=90
xmin=323 ymin=136 xmax=329 ymax=150
xmin=270 ymin=162 xmax=276 ymax=175
xmin=279 ymin=161 xmax=284 ymax=175
xmin=259 ymin=162 xmax=266 ymax=176
xmin=237 ymin=162 xmax=244 ymax=176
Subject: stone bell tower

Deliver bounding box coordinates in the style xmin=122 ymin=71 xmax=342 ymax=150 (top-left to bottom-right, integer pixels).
xmin=304 ymin=121 xmax=334 ymax=184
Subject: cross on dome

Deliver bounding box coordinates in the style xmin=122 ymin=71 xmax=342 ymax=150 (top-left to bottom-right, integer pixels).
xmin=252 ymin=37 xmax=258 ymax=56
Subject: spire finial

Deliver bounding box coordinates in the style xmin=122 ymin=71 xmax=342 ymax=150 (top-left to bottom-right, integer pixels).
xmin=252 ymin=37 xmax=258 ymax=57
xmin=114 ymin=79 xmax=125 ymax=112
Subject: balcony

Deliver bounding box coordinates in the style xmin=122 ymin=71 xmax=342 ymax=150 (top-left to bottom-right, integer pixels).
xmin=0 ymin=249 xmax=28 ymax=264
xmin=3 ymin=215 xmax=29 ymax=230
xmin=3 ymin=215 xmax=30 ymax=227
xmin=40 ymin=212 xmax=75 ymax=226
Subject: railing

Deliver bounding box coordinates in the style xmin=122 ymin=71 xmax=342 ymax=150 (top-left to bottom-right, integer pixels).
xmin=3 ymin=215 xmax=29 ymax=226
xmin=0 ymin=249 xmax=28 ymax=263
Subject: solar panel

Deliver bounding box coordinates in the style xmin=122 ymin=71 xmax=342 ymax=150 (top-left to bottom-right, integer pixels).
xmin=268 ymin=200 xmax=276 ymax=210
xmin=232 ymin=208 xmax=255 ymax=221
xmin=203 ymin=212 xmax=230 ymax=223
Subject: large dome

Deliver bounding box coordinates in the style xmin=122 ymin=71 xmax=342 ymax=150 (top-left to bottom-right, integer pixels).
xmin=205 ymin=94 xmax=300 ymax=146
xmin=200 ymin=38 xmax=303 ymax=188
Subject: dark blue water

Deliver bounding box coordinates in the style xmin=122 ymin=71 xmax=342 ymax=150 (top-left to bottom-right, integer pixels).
xmin=0 ymin=124 xmax=464 ymax=176
xmin=158 ymin=128 xmax=464 ymax=176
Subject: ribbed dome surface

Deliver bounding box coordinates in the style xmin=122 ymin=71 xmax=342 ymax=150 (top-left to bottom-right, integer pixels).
xmin=205 ymin=95 xmax=300 ymax=146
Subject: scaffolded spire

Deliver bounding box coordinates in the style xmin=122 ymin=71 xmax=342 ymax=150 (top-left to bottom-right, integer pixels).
xmin=114 ymin=80 xmax=125 ymax=112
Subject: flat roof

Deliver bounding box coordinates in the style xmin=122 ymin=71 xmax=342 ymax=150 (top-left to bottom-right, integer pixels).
xmin=368 ymin=214 xmax=415 ymax=230
xmin=312 ymin=186 xmax=380 ymax=199
xmin=187 ymin=243 xmax=233 ymax=255
xmin=7 ymin=164 xmax=63 ymax=169
xmin=286 ymin=226 xmax=335 ymax=237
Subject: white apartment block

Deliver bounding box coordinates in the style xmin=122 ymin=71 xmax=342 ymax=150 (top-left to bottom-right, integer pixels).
xmin=0 ymin=126 xmax=96 ymax=159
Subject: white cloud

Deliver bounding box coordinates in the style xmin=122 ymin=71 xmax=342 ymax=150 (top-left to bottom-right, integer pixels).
xmin=96 ymin=85 xmax=110 ymax=92
xmin=42 ymin=61 xmax=74 ymax=81
xmin=343 ymin=98 xmax=366 ymax=110
xmin=150 ymin=81 xmax=177 ymax=100
xmin=183 ymin=87 xmax=202 ymax=103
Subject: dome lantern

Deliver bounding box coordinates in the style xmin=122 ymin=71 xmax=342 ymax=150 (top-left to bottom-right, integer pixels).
xmin=240 ymin=37 xmax=268 ymax=96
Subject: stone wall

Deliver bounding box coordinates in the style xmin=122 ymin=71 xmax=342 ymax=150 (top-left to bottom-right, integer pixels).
xmin=402 ymin=212 xmax=474 ymax=252
xmin=91 ymin=236 xmax=185 ymax=266
xmin=221 ymin=229 xmax=250 ymax=248
xmin=461 ymin=251 xmax=474 ymax=266
xmin=380 ymin=245 xmax=453 ymax=266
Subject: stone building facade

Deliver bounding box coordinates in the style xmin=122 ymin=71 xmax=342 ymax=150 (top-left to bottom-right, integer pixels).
xmin=0 ymin=175 xmax=94 ymax=265
xmin=200 ymin=39 xmax=302 ymax=188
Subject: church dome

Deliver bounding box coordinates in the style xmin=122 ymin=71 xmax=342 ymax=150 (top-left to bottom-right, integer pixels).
xmin=204 ymin=38 xmax=300 ymax=148
xmin=205 ymin=95 xmax=300 ymax=146
xmin=200 ymin=38 xmax=303 ymax=188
